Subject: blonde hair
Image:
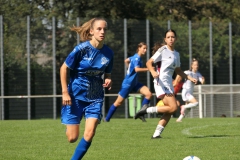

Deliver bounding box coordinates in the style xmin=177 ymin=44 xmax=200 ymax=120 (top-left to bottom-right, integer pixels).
xmin=70 ymin=18 xmax=107 ymax=42
xmin=190 ymin=58 xmax=198 ymax=70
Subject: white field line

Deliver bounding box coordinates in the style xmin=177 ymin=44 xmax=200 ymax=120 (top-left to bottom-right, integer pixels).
xmin=181 ymin=123 xmax=237 ymax=137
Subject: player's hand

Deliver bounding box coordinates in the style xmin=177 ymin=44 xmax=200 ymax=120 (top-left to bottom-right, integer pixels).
xmin=189 ymin=77 xmax=197 ymax=84
xmin=62 ymin=91 xmax=72 ymax=106
xmin=151 ymin=71 xmax=159 ymax=78
xmin=103 ymin=78 xmax=112 ymax=90
xmin=201 ymin=76 xmax=205 ymax=84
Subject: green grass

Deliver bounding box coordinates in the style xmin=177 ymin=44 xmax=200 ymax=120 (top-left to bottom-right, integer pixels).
xmin=0 ymin=118 xmax=239 ymax=160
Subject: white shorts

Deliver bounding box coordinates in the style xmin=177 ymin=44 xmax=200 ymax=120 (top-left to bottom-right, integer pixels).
xmin=154 ymin=82 xmax=174 ymax=99
xmin=181 ymin=88 xmax=194 ymax=102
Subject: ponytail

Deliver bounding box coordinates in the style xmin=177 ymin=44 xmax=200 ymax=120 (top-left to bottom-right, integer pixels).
xmin=70 ymin=18 xmax=107 ymax=42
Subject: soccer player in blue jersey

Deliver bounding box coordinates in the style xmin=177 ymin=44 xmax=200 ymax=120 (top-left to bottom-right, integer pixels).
xmin=60 ymin=18 xmax=114 ymax=160
xmin=104 ymin=42 xmax=152 ymax=122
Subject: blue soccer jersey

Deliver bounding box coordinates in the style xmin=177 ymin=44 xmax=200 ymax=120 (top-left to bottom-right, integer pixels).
xmin=65 ymin=41 xmax=114 ymax=102
xmin=122 ymin=53 xmax=142 ymax=87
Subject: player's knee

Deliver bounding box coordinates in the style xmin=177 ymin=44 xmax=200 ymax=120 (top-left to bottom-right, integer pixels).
xmin=67 ymin=135 xmax=78 ymax=143
xmin=168 ymin=105 xmax=178 ymax=114
xmin=145 ymin=92 xmax=152 ymax=99
xmin=84 ymin=130 xmax=96 ymax=141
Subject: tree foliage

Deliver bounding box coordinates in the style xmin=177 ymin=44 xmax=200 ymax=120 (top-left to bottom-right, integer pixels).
xmin=0 ymin=0 xmax=240 ymax=88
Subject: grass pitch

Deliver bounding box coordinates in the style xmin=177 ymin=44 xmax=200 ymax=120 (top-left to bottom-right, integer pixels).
xmin=0 ymin=118 xmax=239 ymax=160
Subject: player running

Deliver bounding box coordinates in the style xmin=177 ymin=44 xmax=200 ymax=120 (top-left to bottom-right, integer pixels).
xmin=60 ymin=18 xmax=114 ymax=160
xmin=176 ymin=58 xmax=205 ymax=122
xmin=104 ymin=42 xmax=152 ymax=122
xmin=134 ymin=29 xmax=197 ymax=139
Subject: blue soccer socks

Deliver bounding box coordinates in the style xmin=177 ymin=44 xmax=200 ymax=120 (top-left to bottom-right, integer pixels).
xmin=71 ymin=138 xmax=91 ymax=160
xmin=105 ymin=104 xmax=117 ymax=122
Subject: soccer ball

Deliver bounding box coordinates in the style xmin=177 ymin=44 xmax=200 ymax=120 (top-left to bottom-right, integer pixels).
xmin=183 ymin=155 xmax=201 ymax=160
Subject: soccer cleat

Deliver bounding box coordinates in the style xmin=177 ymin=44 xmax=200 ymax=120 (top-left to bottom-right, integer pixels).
xmin=176 ymin=119 xmax=182 ymax=122
xmin=134 ymin=104 xmax=148 ymax=120
xmin=139 ymin=116 xmax=147 ymax=122
xmin=151 ymin=135 xmax=162 ymax=139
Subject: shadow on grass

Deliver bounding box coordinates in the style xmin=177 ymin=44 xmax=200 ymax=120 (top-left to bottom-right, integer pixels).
xmin=188 ymin=135 xmax=239 ymax=138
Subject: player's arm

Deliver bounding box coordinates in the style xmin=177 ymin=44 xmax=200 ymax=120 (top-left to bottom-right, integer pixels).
xmin=60 ymin=62 xmax=71 ymax=106
xmin=124 ymin=58 xmax=130 ymax=68
xmin=175 ymin=67 xmax=197 ymax=84
xmin=146 ymin=58 xmax=158 ymax=78
xmin=200 ymin=76 xmax=205 ymax=84
xmin=135 ymin=67 xmax=149 ymax=72
xmin=103 ymin=73 xmax=112 ymax=90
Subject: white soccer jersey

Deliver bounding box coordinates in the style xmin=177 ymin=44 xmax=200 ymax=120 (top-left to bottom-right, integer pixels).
xmin=151 ymin=45 xmax=180 ymax=96
xmin=182 ymin=70 xmax=203 ymax=92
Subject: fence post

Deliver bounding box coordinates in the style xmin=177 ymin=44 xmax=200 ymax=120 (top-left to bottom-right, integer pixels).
xmin=0 ymin=15 xmax=4 ymax=120
xmin=146 ymin=19 xmax=150 ymax=119
xmin=188 ymin=20 xmax=192 ymax=68
xmin=209 ymin=21 xmax=214 ymax=117
xmin=52 ymin=17 xmax=56 ymax=120
xmin=27 ymin=16 xmax=31 ymax=120
xmin=229 ymin=22 xmax=233 ymax=117
xmin=124 ymin=18 xmax=128 ymax=119
xmin=198 ymin=85 xmax=203 ymax=118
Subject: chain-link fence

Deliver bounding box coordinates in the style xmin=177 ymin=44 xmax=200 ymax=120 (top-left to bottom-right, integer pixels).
xmin=0 ymin=16 xmax=240 ymax=120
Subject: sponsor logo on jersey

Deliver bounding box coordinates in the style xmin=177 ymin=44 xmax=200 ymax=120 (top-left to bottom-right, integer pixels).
xmin=86 ymin=70 xmax=104 ymax=76
xmin=101 ymin=57 xmax=109 ymax=65
xmin=83 ymin=57 xmax=93 ymax=60
xmin=164 ymin=87 xmax=169 ymax=91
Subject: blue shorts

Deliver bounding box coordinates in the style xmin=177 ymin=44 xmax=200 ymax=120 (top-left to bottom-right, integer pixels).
xmin=61 ymin=98 xmax=103 ymax=125
xmin=119 ymin=82 xmax=144 ymax=99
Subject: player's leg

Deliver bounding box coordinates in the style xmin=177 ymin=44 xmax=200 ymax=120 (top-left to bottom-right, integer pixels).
xmin=150 ymin=96 xmax=177 ymax=138
xmin=137 ymin=85 xmax=152 ymax=122
xmin=138 ymin=85 xmax=152 ymax=106
xmin=61 ymin=98 xmax=83 ymax=143
xmin=71 ymin=118 xmax=98 ymax=160
xmin=135 ymin=94 xmax=177 ymax=119
xmin=177 ymin=91 xmax=198 ymax=122
xmin=176 ymin=104 xmax=185 ymax=122
xmin=184 ymin=97 xmax=198 ymax=110
xmin=134 ymin=84 xmax=178 ymax=118
xmin=66 ymin=125 xmax=79 ymax=143
xmin=71 ymin=102 xmax=102 ymax=160
xmin=105 ymin=94 xmax=125 ymax=122
xmin=152 ymin=113 xmax=171 ymax=139
xmin=181 ymin=92 xmax=198 ymax=115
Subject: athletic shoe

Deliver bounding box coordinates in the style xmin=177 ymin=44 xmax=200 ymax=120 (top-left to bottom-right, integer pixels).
xmin=180 ymin=105 xmax=185 ymax=115
xmin=134 ymin=104 xmax=148 ymax=120
xmin=176 ymin=119 xmax=182 ymax=122
xmin=151 ymin=135 xmax=162 ymax=139
xmin=139 ymin=116 xmax=147 ymax=122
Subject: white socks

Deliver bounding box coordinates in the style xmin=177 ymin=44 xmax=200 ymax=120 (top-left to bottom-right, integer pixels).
xmin=183 ymin=102 xmax=199 ymax=109
xmin=177 ymin=102 xmax=198 ymax=122
xmin=146 ymin=107 xmax=158 ymax=114
xmin=152 ymin=125 xmax=164 ymax=137
xmin=176 ymin=114 xmax=184 ymax=122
